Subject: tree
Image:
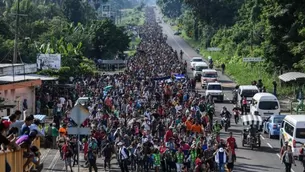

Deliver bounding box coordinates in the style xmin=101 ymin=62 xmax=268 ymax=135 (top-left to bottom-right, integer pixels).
xmin=89 ymin=19 xmax=130 ymax=59
xmin=157 ymin=0 xmax=182 ymax=18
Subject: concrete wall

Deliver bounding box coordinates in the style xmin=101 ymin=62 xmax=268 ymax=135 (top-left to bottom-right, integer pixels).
xmin=0 ymin=64 xmax=37 ymax=76
xmin=0 ymin=86 xmax=36 ymax=116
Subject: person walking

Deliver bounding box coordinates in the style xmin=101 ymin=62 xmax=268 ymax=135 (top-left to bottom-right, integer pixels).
xmin=87 ymin=148 xmax=98 ymax=172
xmin=299 ymin=143 xmax=305 ymax=172
xmin=176 ymin=147 xmax=184 ymax=172
xmin=215 ymin=147 xmax=227 ymax=172
xmin=152 ymin=148 xmax=161 ymax=172
xmin=281 ymin=145 xmax=296 ymax=172
xmin=118 ymin=142 xmax=129 ymax=172
xmin=241 ymin=96 xmax=247 ymax=115
xmin=226 ymin=146 xmax=234 ymax=172
xmin=102 ymin=142 xmax=114 ymax=171
xmin=221 ymin=63 xmax=225 ymax=74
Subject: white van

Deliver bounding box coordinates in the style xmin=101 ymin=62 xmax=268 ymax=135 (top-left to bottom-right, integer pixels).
xmin=250 ymin=93 xmax=280 ymax=118
xmin=192 ymin=62 xmax=209 ymax=81
xmin=280 ymin=115 xmax=305 ymax=157
xmin=201 ymin=69 xmax=218 ymax=88
xmin=237 ymin=85 xmax=259 ymax=110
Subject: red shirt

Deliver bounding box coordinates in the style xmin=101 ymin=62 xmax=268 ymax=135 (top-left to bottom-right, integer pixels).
xmin=164 ymin=130 xmax=173 ymax=142
xmin=160 ymin=146 xmax=167 ymax=154
xmin=227 ymin=137 xmax=236 ymax=154
xmin=181 ymin=143 xmax=190 ymax=151
xmin=83 ymin=142 xmax=89 ymax=155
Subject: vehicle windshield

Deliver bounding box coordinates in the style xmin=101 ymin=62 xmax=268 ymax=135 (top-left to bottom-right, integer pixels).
xmin=258 ymin=101 xmax=279 ymax=110
xmin=203 ymin=73 xmax=217 ymax=78
xmin=195 ymin=66 xmax=208 ymax=71
xmin=296 ymin=128 xmax=305 ymax=139
xmin=192 ymin=58 xmax=203 ymax=62
xmin=241 ymin=89 xmax=258 ymax=97
xmin=273 ymin=117 xmax=285 ymax=123
xmin=77 ymin=99 xmax=88 ymax=105
xmin=207 ymin=85 xmax=222 ymax=90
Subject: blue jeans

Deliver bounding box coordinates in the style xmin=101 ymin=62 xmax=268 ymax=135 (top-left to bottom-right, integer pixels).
xmin=218 ymin=163 xmax=225 ymax=172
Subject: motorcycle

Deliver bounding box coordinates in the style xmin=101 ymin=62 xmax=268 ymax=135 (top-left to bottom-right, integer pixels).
xmin=222 ymin=117 xmax=230 ymax=131
xmin=233 ymin=109 xmax=240 ymax=124
xmin=209 ymin=63 xmax=213 ymax=69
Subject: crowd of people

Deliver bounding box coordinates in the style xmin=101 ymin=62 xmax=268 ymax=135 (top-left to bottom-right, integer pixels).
xmin=52 ymin=7 xmax=235 ymax=172
xmin=0 ymin=6 xmax=239 ymax=172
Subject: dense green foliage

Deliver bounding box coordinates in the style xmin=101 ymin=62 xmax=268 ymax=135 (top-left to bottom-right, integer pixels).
xmin=158 ymin=0 xmax=305 ymax=94
xmin=0 ymin=0 xmax=133 ymax=78
xmin=157 ymin=0 xmax=182 ymax=18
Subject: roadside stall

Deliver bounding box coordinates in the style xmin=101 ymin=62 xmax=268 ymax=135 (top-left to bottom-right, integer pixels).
xmin=279 ymin=72 xmax=305 ymax=114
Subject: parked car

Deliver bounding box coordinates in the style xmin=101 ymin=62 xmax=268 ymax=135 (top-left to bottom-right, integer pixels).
xmin=263 ymin=115 xmax=286 ymax=138
xmin=174 ymin=31 xmax=181 ymax=35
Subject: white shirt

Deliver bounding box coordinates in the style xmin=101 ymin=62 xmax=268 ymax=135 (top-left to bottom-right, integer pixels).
xmin=142 ymin=121 xmax=150 ymax=131
xmin=119 ymin=146 xmax=128 ymax=160
xmin=59 ymin=97 xmax=66 ymax=105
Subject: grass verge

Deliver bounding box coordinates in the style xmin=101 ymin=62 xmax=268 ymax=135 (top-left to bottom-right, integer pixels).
xmin=118 ymin=8 xmax=144 ymax=26
xmin=162 ymin=17 xmax=294 ymax=97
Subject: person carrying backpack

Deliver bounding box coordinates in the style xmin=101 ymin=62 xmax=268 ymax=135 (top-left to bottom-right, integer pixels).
xmin=62 ymin=140 xmax=73 ymax=172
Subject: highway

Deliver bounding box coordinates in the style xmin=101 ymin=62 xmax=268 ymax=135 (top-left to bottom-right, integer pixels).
xmin=38 ymin=7 xmax=304 ymax=172
xmin=155 ymin=7 xmax=304 ymax=172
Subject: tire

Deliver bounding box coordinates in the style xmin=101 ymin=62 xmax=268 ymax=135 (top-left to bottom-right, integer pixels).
xmin=269 ymin=131 xmax=273 ymax=139
xmin=263 ymin=126 xmax=266 ymax=134
xmin=220 ymin=96 xmax=224 ymax=103
xmin=241 ymin=133 xmax=245 ymax=147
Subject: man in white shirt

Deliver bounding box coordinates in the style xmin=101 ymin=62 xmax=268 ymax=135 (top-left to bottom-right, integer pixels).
xmin=117 ymin=142 xmax=129 ymax=172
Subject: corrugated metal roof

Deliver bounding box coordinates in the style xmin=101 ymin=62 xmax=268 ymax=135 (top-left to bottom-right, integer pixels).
xmin=279 ymin=72 xmax=305 ymax=82
xmin=0 ymin=74 xmax=57 ymax=82
xmin=101 ymin=60 xmax=127 ymax=64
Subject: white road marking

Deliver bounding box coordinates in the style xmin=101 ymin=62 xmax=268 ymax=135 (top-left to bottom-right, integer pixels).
xmin=276 ymin=153 xmax=280 ymax=158
xmin=40 ymin=148 xmax=51 ymax=161
xmin=267 ymin=143 xmax=273 ymax=148
xmin=260 ymin=135 xmax=265 ymax=140
xmin=48 ymin=150 xmax=60 ymax=172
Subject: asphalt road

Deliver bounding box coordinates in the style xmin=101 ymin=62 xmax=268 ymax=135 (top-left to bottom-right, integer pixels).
xmin=38 ymin=8 xmax=303 ymax=172
xmin=155 ymin=7 xmax=304 ymax=172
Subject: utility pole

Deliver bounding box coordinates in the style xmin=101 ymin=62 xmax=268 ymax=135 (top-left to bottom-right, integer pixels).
xmin=13 ymin=0 xmax=20 ymax=64
xmin=12 ymin=0 xmax=27 ymax=81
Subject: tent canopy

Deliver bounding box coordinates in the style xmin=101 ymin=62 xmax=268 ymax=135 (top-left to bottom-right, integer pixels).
xmin=241 ymin=114 xmax=263 ymax=126
xmin=279 ymin=72 xmax=305 ymax=82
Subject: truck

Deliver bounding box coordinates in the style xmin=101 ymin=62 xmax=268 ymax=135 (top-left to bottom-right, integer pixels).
xmin=201 ymin=69 xmax=218 ymax=88
xmin=205 ymin=82 xmax=224 ymax=102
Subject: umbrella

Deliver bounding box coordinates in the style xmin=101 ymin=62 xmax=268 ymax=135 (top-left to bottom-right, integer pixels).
xmin=104 ymin=85 xmax=113 ymax=92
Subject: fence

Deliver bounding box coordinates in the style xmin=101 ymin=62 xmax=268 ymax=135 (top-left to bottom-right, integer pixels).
xmin=0 ymin=137 xmax=40 ymax=172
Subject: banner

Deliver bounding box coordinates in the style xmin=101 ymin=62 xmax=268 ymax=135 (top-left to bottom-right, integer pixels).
xmin=37 ymin=54 xmax=61 ymax=70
